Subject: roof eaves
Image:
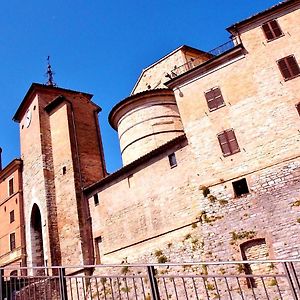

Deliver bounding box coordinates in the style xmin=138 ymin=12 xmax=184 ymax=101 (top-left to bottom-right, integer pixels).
xmin=108 ymin=88 xmax=173 ymax=130
xmin=13 ymin=83 xmax=94 ymax=122
xmin=83 ymin=134 xmax=187 ymax=196
xmin=0 ymin=159 xmax=22 ymax=180
xmin=130 ymin=45 xmax=207 ymax=95
xmin=165 ymin=44 xmax=244 ymax=89
xmin=227 ymin=0 xmax=296 ymax=34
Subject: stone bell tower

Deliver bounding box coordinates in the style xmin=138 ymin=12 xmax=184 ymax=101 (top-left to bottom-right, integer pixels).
xmin=13 ymin=83 xmax=106 ymax=268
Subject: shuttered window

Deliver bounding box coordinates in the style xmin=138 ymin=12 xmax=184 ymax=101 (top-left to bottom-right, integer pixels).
xmin=277 ymin=55 xmax=300 ymax=80
xmin=204 ymin=87 xmax=225 ymax=111
xmin=262 ymin=20 xmax=283 ymax=41
xmin=217 ymin=129 xmax=240 ymax=157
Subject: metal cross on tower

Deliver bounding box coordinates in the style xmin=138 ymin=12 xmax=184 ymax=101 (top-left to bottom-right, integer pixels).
xmin=46 ymin=56 xmax=57 ymax=87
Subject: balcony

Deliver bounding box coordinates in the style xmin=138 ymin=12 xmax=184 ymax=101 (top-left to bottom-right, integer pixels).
xmin=169 ymin=39 xmax=236 ymax=78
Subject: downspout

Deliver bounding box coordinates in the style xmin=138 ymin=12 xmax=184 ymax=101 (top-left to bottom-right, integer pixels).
xmin=233 ymin=25 xmax=242 ymax=45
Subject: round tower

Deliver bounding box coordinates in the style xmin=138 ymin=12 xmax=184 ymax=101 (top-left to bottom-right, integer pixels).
xmin=109 ymin=89 xmax=184 ymax=165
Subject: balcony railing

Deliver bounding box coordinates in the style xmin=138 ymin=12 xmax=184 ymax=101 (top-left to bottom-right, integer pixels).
xmin=169 ymin=39 xmax=236 ymax=78
xmin=1 ymin=259 xmax=300 ymax=299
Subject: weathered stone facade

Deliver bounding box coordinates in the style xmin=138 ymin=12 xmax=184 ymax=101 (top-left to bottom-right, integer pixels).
xmin=86 ymin=0 xmax=300 ymax=268
xmin=1 ymin=1 xmax=300 ymax=290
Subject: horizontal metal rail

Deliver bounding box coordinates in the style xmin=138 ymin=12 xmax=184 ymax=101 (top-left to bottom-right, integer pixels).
xmin=169 ymin=39 xmax=235 ymax=78
xmin=0 ymin=260 xmax=300 ymax=300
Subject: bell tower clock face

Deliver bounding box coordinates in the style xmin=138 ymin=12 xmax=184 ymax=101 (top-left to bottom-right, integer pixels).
xmin=25 ymin=109 xmax=32 ymax=128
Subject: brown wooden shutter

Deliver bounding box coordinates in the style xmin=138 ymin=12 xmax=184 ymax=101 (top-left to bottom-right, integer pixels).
xmin=205 ymin=87 xmax=224 ymax=111
xmin=218 ymin=129 xmax=240 ymax=156
xmin=205 ymin=89 xmax=216 ymax=110
xmin=226 ymin=129 xmax=240 ymax=154
xmin=278 ymin=58 xmax=291 ymax=79
xmin=213 ymin=88 xmax=224 ymax=108
xmin=262 ymin=20 xmax=282 ymax=41
xmin=269 ymin=20 xmax=282 ymax=38
xmin=286 ymin=56 xmax=300 ymax=77
xmin=262 ymin=23 xmax=274 ymax=40
xmin=218 ymin=132 xmax=231 ymax=156
xmin=278 ymin=56 xmax=300 ymax=80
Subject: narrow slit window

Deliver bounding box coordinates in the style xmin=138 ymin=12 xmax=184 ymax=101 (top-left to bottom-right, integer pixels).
xmin=94 ymin=194 xmax=99 ymax=206
xmin=262 ymin=20 xmax=283 ymax=41
xmin=204 ymin=87 xmax=225 ymax=111
xmin=168 ymin=153 xmax=177 ymax=168
xmin=277 ymin=55 xmax=300 ymax=80
xmin=62 ymin=166 xmax=67 ymax=175
xmin=10 ymin=233 xmax=16 ymax=251
xmin=232 ymin=178 xmax=249 ymax=197
xmin=10 ymin=210 xmax=15 ymax=223
xmin=95 ymin=236 xmax=102 ymax=264
xmin=217 ymin=129 xmax=240 ymax=157
xmin=8 ymin=178 xmax=14 ymax=196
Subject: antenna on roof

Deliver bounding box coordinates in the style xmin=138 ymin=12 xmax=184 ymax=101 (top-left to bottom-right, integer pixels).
xmin=46 ymin=56 xmax=57 ymax=87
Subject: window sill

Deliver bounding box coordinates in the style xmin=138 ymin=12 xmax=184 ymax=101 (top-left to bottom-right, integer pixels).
xmin=283 ymin=74 xmax=300 ymax=82
xmin=209 ymin=103 xmax=226 ymax=112
xmin=234 ymin=192 xmax=250 ymax=198
xmin=223 ymin=149 xmax=241 ymax=157
xmin=266 ymin=34 xmax=284 ymax=43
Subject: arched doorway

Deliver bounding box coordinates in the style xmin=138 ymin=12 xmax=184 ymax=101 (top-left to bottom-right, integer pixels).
xmin=30 ymin=204 xmax=45 ymax=270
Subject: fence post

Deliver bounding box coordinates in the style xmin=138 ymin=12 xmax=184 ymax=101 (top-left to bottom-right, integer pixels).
xmin=147 ymin=266 xmax=160 ymax=300
xmin=58 ymin=267 xmax=68 ymax=300
xmin=288 ymin=262 xmax=300 ymax=296
xmin=283 ymin=262 xmax=299 ymax=300
xmin=0 ymin=268 xmax=3 ymax=300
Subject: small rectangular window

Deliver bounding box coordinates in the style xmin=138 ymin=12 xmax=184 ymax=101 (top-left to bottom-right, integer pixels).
xmin=277 ymin=55 xmax=300 ymax=80
xmin=95 ymin=236 xmax=102 ymax=264
xmin=217 ymin=129 xmax=240 ymax=157
xmin=8 ymin=178 xmax=14 ymax=196
xmin=94 ymin=194 xmax=99 ymax=206
xmin=10 ymin=233 xmax=16 ymax=251
xmin=296 ymin=103 xmax=300 ymax=116
xmin=168 ymin=153 xmax=177 ymax=168
xmin=204 ymin=87 xmax=225 ymax=111
xmin=232 ymin=178 xmax=249 ymax=197
xmin=262 ymin=19 xmax=283 ymax=41
xmin=10 ymin=210 xmax=15 ymax=223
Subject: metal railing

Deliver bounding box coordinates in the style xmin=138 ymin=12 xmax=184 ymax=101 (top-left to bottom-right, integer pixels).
xmin=1 ymin=259 xmax=300 ymax=299
xmin=169 ymin=40 xmax=236 ymax=78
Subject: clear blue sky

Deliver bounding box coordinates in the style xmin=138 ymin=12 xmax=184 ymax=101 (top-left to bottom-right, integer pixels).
xmin=0 ymin=0 xmax=279 ymax=172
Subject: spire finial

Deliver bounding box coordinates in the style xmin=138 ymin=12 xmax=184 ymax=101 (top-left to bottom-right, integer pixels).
xmin=46 ymin=56 xmax=57 ymax=87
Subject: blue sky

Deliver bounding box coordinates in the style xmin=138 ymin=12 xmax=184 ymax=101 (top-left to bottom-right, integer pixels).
xmin=0 ymin=0 xmax=279 ymax=172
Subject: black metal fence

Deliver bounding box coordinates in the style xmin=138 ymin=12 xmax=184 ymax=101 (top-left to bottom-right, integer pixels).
xmin=1 ymin=260 xmax=300 ymax=299
xmin=169 ymin=39 xmax=235 ymax=78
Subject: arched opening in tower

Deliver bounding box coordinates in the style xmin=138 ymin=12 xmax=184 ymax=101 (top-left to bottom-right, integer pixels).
xmin=30 ymin=204 xmax=45 ymax=273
